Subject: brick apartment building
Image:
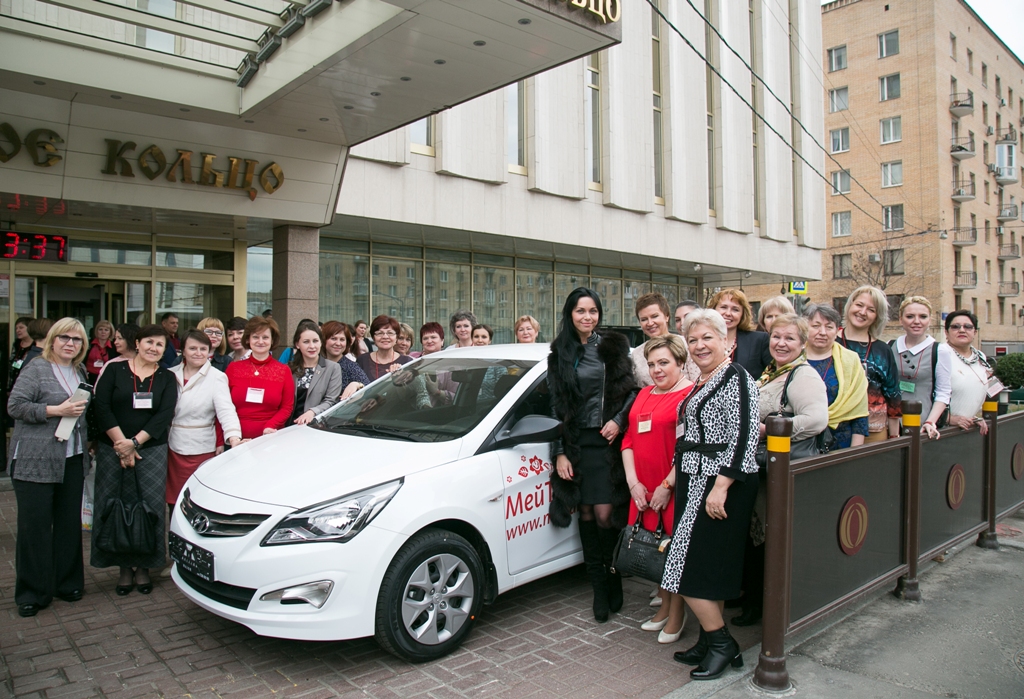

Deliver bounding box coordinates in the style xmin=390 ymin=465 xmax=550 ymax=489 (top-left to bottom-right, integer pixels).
xmin=747 ymin=0 xmax=1024 ymax=353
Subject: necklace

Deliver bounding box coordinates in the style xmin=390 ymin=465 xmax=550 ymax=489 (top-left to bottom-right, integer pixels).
xmin=651 ymin=375 xmax=688 ymax=395
xmin=697 ymin=356 xmax=731 ymax=384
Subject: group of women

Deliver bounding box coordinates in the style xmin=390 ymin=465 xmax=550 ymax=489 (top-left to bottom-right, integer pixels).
xmin=546 ymin=283 xmax=1001 ymax=682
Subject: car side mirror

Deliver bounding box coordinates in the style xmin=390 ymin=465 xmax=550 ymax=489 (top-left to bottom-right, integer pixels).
xmin=494 ymin=415 xmax=562 ymax=450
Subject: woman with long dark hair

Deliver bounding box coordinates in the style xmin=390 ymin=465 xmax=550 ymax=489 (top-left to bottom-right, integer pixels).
xmin=548 ymin=287 xmax=638 ymax=623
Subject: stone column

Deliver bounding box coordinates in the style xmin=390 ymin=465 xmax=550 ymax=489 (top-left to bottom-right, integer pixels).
xmin=272 ymin=225 xmax=319 ymax=345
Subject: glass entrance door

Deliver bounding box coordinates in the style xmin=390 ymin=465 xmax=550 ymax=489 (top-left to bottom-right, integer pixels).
xmin=40 ymin=281 xmax=105 ymax=335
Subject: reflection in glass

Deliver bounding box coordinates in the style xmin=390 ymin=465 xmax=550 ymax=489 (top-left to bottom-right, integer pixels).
xmin=426 ymin=261 xmax=471 ymax=333
xmin=474 ymin=266 xmax=515 ymax=344
xmin=515 ymin=271 xmax=554 ymax=342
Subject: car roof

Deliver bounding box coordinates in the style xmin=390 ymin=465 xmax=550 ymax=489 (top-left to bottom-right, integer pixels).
xmin=426 ymin=343 xmax=552 ymax=362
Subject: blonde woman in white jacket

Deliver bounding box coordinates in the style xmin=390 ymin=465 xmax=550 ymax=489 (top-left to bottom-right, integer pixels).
xmin=166 ymin=331 xmax=242 ymax=508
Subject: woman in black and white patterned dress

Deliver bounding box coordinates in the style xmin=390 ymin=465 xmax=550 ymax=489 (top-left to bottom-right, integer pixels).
xmin=662 ymin=309 xmax=759 ymax=681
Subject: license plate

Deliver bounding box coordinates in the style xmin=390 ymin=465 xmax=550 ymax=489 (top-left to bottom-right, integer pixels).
xmin=169 ymin=531 xmax=215 ymax=582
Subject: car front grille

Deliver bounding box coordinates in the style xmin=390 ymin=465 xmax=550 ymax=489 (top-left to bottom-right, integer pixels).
xmin=176 ymin=567 xmax=256 ymax=610
xmin=180 ymin=488 xmax=270 ymax=537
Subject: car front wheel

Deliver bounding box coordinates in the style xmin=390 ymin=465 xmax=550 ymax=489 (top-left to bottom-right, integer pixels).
xmin=374 ymin=529 xmax=484 ymax=662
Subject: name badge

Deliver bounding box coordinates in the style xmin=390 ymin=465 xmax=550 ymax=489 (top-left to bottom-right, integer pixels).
xmin=637 ymin=413 xmax=653 ymax=433
xmin=133 ymin=392 xmax=154 ymax=409
xmin=899 ymin=380 xmax=916 ymax=393
xmin=246 ymin=387 xmax=265 ymax=404
xmin=94 ymin=360 xmax=105 ymax=368
xmin=987 ymin=376 xmax=1006 ymax=398
xmin=11 ymin=360 xmax=22 ymax=370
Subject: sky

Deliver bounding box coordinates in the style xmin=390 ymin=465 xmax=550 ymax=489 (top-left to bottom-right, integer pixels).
xmin=964 ymin=0 xmax=1024 ymax=64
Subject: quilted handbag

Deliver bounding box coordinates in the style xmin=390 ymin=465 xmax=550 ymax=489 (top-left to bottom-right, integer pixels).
xmin=94 ymin=467 xmax=159 ymax=556
xmin=610 ymin=514 xmax=672 ymax=584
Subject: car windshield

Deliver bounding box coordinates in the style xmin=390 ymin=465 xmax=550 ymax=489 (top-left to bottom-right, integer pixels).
xmin=312 ymin=357 xmax=538 ymax=442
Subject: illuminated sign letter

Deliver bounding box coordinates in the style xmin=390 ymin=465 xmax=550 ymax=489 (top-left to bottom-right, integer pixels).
xmin=0 ymin=123 xmax=22 ymax=164
xmin=25 ymin=129 xmax=64 ymax=167
xmin=137 ymin=145 xmax=167 ymax=180
xmin=199 ymin=153 xmax=225 ymax=187
xmin=166 ymin=149 xmax=195 ymax=184
xmin=259 ymin=162 xmax=284 ymax=194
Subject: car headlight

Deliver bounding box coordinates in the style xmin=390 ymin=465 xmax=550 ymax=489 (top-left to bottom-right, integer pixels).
xmin=261 ymin=479 xmax=402 ymax=546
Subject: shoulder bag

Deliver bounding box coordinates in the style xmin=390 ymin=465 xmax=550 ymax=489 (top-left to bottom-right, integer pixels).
xmin=756 ymin=364 xmax=834 ymax=467
xmin=611 ymin=512 xmax=672 ymax=584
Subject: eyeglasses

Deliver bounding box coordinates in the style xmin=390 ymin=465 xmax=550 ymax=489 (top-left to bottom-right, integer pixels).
xmin=949 ymin=324 xmax=975 ymax=331
xmin=204 ymin=329 xmax=224 ymax=337
xmin=56 ymin=335 xmax=84 ymax=345
xmin=374 ymin=330 xmax=397 ymax=338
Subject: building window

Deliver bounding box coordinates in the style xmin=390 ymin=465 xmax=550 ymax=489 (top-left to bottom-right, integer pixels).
xmin=985 ymin=259 xmax=991 ymax=283
xmin=881 ymin=161 xmax=903 ymax=188
xmin=985 ymin=181 xmax=990 ymax=204
xmin=833 ymin=254 xmax=853 ymax=279
xmin=883 ymin=204 xmax=904 ymax=231
xmin=967 ymin=49 xmax=973 ymax=73
xmin=982 ymin=63 xmax=988 ymax=87
xmin=881 ymin=116 xmax=902 ymax=143
xmin=886 ymin=294 xmax=905 ymax=321
xmin=828 ymin=45 xmax=847 ymax=72
xmin=983 ymin=102 xmax=989 ymax=124
xmin=705 ymin=0 xmax=716 ymax=212
xmin=832 ymin=297 xmax=847 ymax=316
xmin=585 ymin=53 xmax=602 ymax=185
xmin=884 ymin=249 xmax=905 ymax=275
xmin=653 ymin=1 xmax=664 ymax=200
xmin=830 ymin=127 xmax=850 ymax=153
xmin=409 ymin=117 xmax=433 ymax=153
xmin=949 ymin=33 xmax=956 ymax=59
xmin=831 ymin=169 xmax=851 ymax=195
xmin=831 ymin=170 xmax=851 ymax=195
xmin=829 ymin=87 xmax=849 ymax=113
xmin=984 ymin=141 xmax=990 ymax=164
xmin=878 ymin=30 xmax=899 ymax=58
xmin=880 ymin=73 xmax=901 ymax=101
xmin=506 ymin=81 xmax=526 ymax=170
xmin=832 ymin=211 xmax=852 ymax=237
xmin=996 ymin=76 xmax=1002 ymax=99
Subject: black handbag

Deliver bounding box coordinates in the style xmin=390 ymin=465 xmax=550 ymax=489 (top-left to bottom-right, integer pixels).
xmin=610 ymin=513 xmax=672 ymax=584
xmin=95 ymin=466 xmax=159 ymax=556
xmin=755 ymin=364 xmax=834 ymax=468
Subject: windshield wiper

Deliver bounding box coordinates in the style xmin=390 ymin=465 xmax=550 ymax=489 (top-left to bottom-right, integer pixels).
xmin=323 ymin=422 xmax=424 ymax=442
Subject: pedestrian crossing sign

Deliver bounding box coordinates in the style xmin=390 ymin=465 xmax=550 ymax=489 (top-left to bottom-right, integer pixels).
xmin=788 ymin=281 xmax=808 ymax=295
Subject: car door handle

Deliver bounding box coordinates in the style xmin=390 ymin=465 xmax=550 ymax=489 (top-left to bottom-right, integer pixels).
xmin=487 ymin=492 xmax=502 ymax=502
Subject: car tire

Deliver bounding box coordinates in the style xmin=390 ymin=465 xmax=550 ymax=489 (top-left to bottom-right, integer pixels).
xmin=374 ymin=528 xmax=485 ymax=662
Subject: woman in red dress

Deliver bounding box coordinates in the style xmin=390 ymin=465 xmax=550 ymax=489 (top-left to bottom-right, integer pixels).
xmin=622 ymin=334 xmax=693 ymax=644
xmin=225 ymin=317 xmax=294 ymax=439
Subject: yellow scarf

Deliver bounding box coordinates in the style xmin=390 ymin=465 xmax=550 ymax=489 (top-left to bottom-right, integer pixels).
xmin=824 ymin=342 xmax=869 ymax=429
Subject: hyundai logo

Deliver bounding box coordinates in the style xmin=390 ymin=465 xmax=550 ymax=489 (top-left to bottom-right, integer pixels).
xmin=190 ymin=513 xmax=211 ymax=534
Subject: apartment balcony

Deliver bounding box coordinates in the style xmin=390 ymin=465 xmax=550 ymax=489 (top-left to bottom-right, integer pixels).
xmin=996 ymin=127 xmax=1018 ymax=143
xmin=951 ymin=179 xmax=976 ymax=201
xmin=951 ymin=136 xmax=976 ymax=159
xmin=999 ymin=282 xmax=1021 ymax=297
xmin=950 ymin=227 xmax=978 ymax=246
xmin=950 ymin=92 xmax=975 ymax=117
xmin=995 ymin=165 xmax=1019 ymax=185
xmin=953 ymin=271 xmax=978 ymax=289
xmin=997 ymin=204 xmax=1020 ymax=222
xmin=998 ymin=244 xmax=1021 ymax=260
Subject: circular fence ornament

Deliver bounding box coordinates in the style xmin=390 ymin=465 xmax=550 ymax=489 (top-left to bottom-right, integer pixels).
xmin=1012 ymin=444 xmax=1024 ymax=481
xmin=946 ymin=464 xmax=966 ymax=510
xmin=838 ymin=495 xmax=869 ymax=556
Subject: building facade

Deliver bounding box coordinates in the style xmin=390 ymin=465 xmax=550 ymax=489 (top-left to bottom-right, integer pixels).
xmin=796 ymin=0 xmax=1024 ymax=353
xmin=257 ymin=0 xmax=828 ymax=344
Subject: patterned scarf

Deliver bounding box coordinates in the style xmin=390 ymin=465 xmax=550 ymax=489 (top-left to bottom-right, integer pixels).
xmin=757 ymin=352 xmax=807 ymax=387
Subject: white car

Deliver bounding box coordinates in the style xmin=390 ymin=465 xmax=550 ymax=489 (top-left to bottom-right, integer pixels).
xmin=169 ymin=344 xmax=582 ymax=661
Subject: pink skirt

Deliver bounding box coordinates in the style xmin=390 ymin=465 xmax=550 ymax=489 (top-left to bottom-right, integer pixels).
xmin=166 ymin=449 xmax=215 ymax=504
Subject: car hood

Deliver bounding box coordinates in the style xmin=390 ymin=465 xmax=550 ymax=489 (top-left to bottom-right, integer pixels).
xmin=193 ymin=425 xmax=463 ymax=509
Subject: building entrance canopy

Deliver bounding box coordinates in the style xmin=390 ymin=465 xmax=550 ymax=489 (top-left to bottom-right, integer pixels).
xmin=0 ymin=0 xmax=621 ymax=227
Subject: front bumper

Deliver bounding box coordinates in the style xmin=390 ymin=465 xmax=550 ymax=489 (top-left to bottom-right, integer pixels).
xmin=169 ymin=478 xmax=406 ymax=641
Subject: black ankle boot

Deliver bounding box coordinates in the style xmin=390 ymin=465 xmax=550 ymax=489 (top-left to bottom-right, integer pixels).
xmin=689 ymin=626 xmax=742 ymax=680
xmin=598 ymin=526 xmax=623 ymax=613
xmin=579 ymin=520 xmax=609 ymax=622
xmin=673 ymin=627 xmax=709 ymax=665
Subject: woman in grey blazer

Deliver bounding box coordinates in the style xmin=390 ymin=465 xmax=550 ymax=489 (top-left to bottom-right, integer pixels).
xmin=7 ymin=318 xmax=90 ymax=617
xmin=288 ymin=323 xmax=342 ymax=426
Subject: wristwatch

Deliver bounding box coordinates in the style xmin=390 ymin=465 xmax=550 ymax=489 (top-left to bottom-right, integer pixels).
xmin=131 ymin=437 xmax=141 ymax=449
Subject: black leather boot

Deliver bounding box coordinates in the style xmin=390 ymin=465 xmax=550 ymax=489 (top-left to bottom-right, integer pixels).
xmin=579 ymin=520 xmax=609 ymax=622
xmin=689 ymin=626 xmax=742 ymax=680
xmin=673 ymin=627 xmax=708 ymax=665
xmin=598 ymin=526 xmax=623 ymax=613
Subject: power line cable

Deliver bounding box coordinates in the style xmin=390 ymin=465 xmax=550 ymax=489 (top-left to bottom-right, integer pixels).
xmin=660 ymin=0 xmax=930 ymax=235
xmin=645 ymin=0 xmax=901 ymax=235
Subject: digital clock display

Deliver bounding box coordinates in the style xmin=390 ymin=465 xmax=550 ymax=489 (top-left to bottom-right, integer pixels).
xmin=2 ymin=232 xmax=67 ymax=262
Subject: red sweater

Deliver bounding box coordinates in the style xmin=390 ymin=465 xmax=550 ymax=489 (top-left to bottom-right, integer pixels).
xmin=226 ymin=355 xmax=295 ymax=439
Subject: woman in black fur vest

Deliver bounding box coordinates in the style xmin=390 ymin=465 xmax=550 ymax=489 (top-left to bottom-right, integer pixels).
xmin=548 ymin=287 xmax=638 ymax=622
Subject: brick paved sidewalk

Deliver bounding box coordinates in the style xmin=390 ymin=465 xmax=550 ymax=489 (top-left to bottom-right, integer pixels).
xmin=0 ymin=485 xmax=761 ymax=699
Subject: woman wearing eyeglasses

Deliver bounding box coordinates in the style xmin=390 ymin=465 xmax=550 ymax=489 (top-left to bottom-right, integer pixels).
xmin=355 ymin=315 xmax=414 ymax=381
xmin=7 ymin=319 xmax=90 ymax=617
xmin=196 ymin=318 xmax=232 ymax=372
xmin=944 ymin=310 xmax=993 ymax=435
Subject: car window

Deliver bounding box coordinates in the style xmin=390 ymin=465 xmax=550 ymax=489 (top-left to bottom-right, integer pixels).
xmin=313 ymin=357 xmax=537 ymax=442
